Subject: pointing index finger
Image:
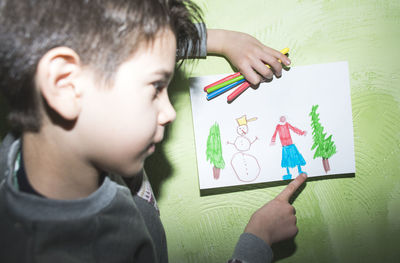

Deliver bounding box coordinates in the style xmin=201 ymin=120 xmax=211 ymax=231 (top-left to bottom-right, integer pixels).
xmin=276 ymin=173 xmax=307 ymax=202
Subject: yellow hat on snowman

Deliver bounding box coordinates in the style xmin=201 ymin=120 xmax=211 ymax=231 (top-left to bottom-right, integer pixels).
xmin=236 ymin=115 xmax=257 ymax=126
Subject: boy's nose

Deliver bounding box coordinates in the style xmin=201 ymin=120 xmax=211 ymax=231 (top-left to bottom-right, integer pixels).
xmin=159 ymin=96 xmax=176 ymax=126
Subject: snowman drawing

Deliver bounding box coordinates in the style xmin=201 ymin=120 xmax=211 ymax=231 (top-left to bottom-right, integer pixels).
xmin=227 ymin=115 xmax=260 ymax=182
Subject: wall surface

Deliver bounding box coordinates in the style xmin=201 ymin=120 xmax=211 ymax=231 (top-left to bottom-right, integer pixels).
xmin=145 ymin=0 xmax=400 ymax=262
xmin=1 ymin=0 xmax=398 ymax=262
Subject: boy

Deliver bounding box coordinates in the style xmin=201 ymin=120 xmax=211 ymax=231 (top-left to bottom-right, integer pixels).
xmin=0 ymin=0 xmax=305 ymax=262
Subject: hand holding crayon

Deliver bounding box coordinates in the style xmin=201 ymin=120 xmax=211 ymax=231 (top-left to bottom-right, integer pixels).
xmin=207 ymin=30 xmax=290 ymax=85
xmin=204 ymin=48 xmax=290 ymax=102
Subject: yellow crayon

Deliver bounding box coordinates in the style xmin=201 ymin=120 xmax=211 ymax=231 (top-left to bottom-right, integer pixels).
xmin=266 ymin=48 xmax=290 ymax=68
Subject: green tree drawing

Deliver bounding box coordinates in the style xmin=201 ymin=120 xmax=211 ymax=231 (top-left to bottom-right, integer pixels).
xmin=310 ymin=105 xmax=337 ymax=173
xmin=206 ymin=122 xmax=225 ymax=179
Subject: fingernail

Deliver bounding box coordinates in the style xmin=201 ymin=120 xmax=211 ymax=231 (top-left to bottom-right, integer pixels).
xmin=285 ymin=59 xmax=291 ymax=65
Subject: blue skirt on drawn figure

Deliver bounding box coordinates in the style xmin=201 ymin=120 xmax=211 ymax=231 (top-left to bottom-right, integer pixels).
xmin=281 ymin=144 xmax=306 ymax=180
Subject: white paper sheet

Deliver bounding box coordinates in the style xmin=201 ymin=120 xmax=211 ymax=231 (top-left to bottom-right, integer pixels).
xmin=189 ymin=61 xmax=355 ymax=189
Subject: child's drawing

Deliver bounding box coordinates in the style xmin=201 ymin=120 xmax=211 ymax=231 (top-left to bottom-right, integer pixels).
xmin=190 ymin=62 xmax=355 ymax=189
xmin=227 ymin=115 xmax=260 ymax=182
xmin=206 ymin=122 xmax=225 ymax=179
xmin=310 ymin=105 xmax=337 ymax=173
xmin=270 ymin=116 xmax=307 ymax=180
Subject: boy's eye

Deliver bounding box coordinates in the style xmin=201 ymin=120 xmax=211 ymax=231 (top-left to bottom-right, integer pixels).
xmin=152 ymin=81 xmax=167 ymax=96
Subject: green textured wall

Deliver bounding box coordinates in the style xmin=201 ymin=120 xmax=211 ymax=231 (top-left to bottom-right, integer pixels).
xmin=0 ymin=0 xmax=398 ymax=262
xmin=145 ymin=0 xmax=400 ymax=262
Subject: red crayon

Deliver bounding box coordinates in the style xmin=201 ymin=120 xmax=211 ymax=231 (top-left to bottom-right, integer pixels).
xmin=227 ymin=81 xmax=251 ymax=103
xmin=204 ymin=72 xmax=241 ymax=92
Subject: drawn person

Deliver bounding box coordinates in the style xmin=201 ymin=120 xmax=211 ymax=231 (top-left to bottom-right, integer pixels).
xmin=270 ymin=116 xmax=307 ymax=180
xmin=227 ymin=115 xmax=260 ymax=182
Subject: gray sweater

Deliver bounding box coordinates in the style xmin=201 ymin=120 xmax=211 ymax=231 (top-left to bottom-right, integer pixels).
xmin=0 ymin=134 xmax=163 ymax=262
xmin=0 ymin=134 xmax=272 ymax=263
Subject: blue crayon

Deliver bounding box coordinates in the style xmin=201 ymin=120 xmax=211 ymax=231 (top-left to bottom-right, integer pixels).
xmin=206 ymin=79 xmax=245 ymax=100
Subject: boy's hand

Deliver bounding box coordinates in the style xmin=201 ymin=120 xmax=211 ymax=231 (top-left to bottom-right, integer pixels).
xmin=244 ymin=173 xmax=307 ymax=246
xmin=207 ymin=29 xmax=291 ymax=86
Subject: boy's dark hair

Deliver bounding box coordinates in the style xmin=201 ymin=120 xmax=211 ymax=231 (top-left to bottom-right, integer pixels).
xmin=0 ymin=0 xmax=203 ymax=133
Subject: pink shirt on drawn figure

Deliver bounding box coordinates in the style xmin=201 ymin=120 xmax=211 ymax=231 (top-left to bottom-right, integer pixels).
xmin=271 ymin=121 xmax=306 ymax=147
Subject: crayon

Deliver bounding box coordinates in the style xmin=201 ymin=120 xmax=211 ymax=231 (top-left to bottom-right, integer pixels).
xmin=227 ymin=81 xmax=251 ymax=103
xmin=207 ymin=79 xmax=245 ymax=100
xmin=206 ymin=75 xmax=244 ymax=94
xmin=204 ymin=72 xmax=241 ymax=92
xmin=266 ymin=48 xmax=290 ymax=68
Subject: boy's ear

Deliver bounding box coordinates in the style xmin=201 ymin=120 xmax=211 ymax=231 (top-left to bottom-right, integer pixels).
xmin=36 ymin=47 xmax=83 ymax=121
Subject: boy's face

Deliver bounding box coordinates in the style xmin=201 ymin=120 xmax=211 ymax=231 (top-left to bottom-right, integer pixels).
xmin=75 ymin=29 xmax=177 ymax=177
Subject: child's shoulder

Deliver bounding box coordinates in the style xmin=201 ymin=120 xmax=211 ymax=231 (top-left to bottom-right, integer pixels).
xmin=0 ymin=133 xmax=19 ymax=181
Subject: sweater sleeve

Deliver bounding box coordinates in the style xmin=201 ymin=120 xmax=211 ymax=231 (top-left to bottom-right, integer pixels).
xmin=271 ymin=125 xmax=280 ymax=143
xmin=287 ymin=123 xmax=305 ymax=136
xmin=229 ymin=233 xmax=273 ymax=263
xmin=177 ymin=22 xmax=207 ymax=59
